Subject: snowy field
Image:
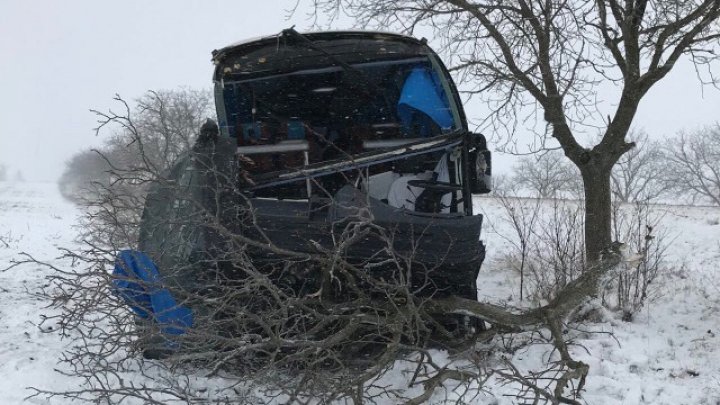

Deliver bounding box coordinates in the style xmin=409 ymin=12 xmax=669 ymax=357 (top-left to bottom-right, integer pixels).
xmin=0 ymin=183 xmax=82 ymax=403
xmin=2 ymin=181 xmax=720 ymax=404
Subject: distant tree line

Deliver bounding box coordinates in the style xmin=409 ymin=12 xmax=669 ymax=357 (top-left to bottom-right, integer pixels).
xmin=0 ymin=164 xmax=24 ymax=183
xmin=504 ymin=125 xmax=720 ymax=206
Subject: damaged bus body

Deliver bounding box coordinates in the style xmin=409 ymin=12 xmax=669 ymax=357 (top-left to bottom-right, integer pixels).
xmin=212 ymin=29 xmax=491 ymax=298
xmin=132 ymin=29 xmax=492 ymax=344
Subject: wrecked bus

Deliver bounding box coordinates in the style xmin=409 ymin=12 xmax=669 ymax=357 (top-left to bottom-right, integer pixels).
xmin=125 ymin=29 xmax=492 ymax=349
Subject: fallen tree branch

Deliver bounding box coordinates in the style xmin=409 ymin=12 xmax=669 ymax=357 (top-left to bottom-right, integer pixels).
xmin=425 ymin=242 xmax=624 ymax=403
xmin=429 ymin=244 xmax=623 ymax=328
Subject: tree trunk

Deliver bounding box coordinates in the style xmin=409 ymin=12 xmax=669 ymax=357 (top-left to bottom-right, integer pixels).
xmin=581 ymin=164 xmax=613 ymax=263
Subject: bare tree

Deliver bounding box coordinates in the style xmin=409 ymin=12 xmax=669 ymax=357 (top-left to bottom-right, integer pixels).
xmin=610 ymin=200 xmax=669 ymax=320
xmin=59 ymin=88 xmax=213 ymax=207
xmin=58 ymin=149 xmax=113 ymax=203
xmin=56 ymin=88 xmax=214 ymax=253
xmin=512 ymin=150 xmax=581 ymax=199
xmin=308 ymin=0 xmax=720 ymax=261
xmin=0 ymin=164 xmax=7 ymax=182
xmin=493 ymin=193 xmax=542 ymax=301
xmin=125 ymin=88 xmax=214 ymax=171
xmin=610 ymin=130 xmax=667 ymax=203
xmin=493 ymin=192 xmax=586 ymax=302
xmin=663 ymin=124 xmax=720 ymax=205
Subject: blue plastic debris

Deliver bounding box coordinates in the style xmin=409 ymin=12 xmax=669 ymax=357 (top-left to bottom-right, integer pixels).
xmin=398 ymin=66 xmax=454 ymax=133
xmin=112 ymin=250 xmax=193 ymax=336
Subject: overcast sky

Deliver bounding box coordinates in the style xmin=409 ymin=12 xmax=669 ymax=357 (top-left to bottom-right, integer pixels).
xmin=1 ymin=1 xmax=718 ymax=182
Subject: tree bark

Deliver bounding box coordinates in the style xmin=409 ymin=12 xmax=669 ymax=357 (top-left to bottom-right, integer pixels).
xmin=580 ymin=164 xmax=613 ymax=263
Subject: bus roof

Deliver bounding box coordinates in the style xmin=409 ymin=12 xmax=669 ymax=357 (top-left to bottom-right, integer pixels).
xmin=211 ymin=30 xmax=427 ymax=63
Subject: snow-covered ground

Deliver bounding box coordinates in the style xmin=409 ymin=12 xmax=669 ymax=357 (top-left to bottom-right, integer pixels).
xmin=0 ymin=182 xmax=82 ymax=403
xmin=2 ymin=182 xmax=720 ymax=404
xmin=474 ymin=196 xmax=720 ymax=404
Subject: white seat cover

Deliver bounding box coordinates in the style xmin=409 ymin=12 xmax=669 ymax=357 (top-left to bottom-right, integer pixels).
xmin=387 ymin=171 xmax=433 ymax=210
